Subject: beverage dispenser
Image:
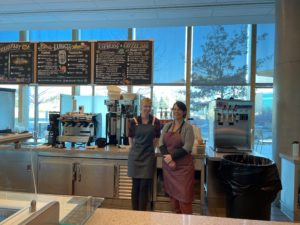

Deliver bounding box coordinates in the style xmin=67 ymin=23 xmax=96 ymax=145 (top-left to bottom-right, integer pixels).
xmin=105 ymin=99 xmax=138 ymax=145
xmin=208 ymin=98 xmax=253 ymax=152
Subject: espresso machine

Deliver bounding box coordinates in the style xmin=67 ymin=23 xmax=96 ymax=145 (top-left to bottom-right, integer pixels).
xmin=105 ymin=99 xmax=138 ymax=145
xmin=208 ymin=98 xmax=253 ymax=152
xmin=57 ymin=112 xmax=98 ymax=146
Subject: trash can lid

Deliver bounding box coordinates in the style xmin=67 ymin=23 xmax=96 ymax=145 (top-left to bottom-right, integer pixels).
xmin=222 ymin=154 xmax=274 ymax=166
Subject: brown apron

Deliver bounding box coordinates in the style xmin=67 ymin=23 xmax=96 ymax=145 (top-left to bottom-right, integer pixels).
xmin=162 ymin=130 xmax=195 ymax=203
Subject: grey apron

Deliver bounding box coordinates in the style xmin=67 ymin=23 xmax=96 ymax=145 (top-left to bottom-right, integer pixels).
xmin=128 ymin=117 xmax=156 ymax=179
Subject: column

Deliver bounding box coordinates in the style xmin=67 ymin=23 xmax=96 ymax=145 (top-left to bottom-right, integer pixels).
xmin=273 ymin=0 xmax=300 ymax=165
xmin=18 ymin=31 xmax=30 ymax=130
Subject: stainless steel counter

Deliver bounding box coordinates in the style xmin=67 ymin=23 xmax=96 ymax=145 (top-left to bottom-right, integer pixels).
xmin=0 ymin=144 xmax=206 ymax=213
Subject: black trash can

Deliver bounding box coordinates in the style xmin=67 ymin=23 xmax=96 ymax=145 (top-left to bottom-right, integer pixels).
xmin=219 ymin=154 xmax=282 ymax=220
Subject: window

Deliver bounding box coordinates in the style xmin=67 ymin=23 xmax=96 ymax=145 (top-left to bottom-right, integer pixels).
xmin=79 ymin=86 xmax=93 ymax=96
xmin=0 ymin=85 xmax=37 ymax=139
xmin=29 ymin=29 xmax=72 ymax=41
xmin=254 ymin=88 xmax=273 ymax=159
xmin=191 ymin=24 xmax=251 ymax=140
xmin=95 ymin=85 xmax=127 ymax=97
xmin=136 ymin=27 xmax=186 ymax=84
xmin=256 ymin=24 xmax=274 ymax=84
xmin=132 ymin=86 xmax=151 ymax=98
xmin=254 ymin=24 xmax=274 ymax=159
xmin=0 ymin=31 xmax=19 ymax=42
xmin=192 ymin=25 xmax=249 ymax=85
xmin=190 ymin=85 xmax=250 ymax=140
xmin=37 ymin=86 xmax=71 ymax=141
xmin=0 ymin=84 xmax=19 ymax=129
xmin=80 ymin=28 xmax=128 ymax=40
xmin=0 ymin=25 xmax=276 ymax=150
xmin=153 ymin=86 xmax=186 ymax=119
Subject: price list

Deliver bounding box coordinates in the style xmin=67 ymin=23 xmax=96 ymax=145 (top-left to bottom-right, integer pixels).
xmin=0 ymin=43 xmax=34 ymax=84
xmin=37 ymin=42 xmax=91 ymax=84
xmin=94 ymin=41 xmax=153 ymax=85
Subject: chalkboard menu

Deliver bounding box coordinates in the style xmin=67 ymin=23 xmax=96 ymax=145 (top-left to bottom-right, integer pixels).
xmin=37 ymin=42 xmax=91 ymax=84
xmin=94 ymin=41 xmax=153 ymax=85
xmin=0 ymin=43 xmax=34 ymax=84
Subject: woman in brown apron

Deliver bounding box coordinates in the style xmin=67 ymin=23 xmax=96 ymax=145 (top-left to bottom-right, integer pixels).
xmin=128 ymin=98 xmax=161 ymax=211
xmin=159 ymin=101 xmax=195 ymax=214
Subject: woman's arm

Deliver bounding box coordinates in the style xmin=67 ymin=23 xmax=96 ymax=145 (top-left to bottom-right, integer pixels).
xmin=171 ymin=124 xmax=195 ymax=161
xmin=129 ymin=137 xmax=133 ymax=148
xmin=158 ymin=122 xmax=170 ymax=147
xmin=158 ymin=122 xmax=171 ymax=155
xmin=153 ymin=138 xmax=159 ymax=148
xmin=182 ymin=124 xmax=195 ymax=152
xmin=128 ymin=118 xmax=136 ymax=148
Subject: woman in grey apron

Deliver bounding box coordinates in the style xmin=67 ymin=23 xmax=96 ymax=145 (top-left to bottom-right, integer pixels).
xmin=159 ymin=101 xmax=195 ymax=214
xmin=128 ymin=98 xmax=160 ymax=211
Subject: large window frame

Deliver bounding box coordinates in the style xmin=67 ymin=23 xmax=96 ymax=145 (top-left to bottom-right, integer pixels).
xmin=1 ymin=25 xmax=274 ymax=152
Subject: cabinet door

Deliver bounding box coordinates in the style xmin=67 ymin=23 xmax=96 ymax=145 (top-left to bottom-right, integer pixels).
xmin=74 ymin=160 xmax=115 ymax=197
xmin=0 ymin=151 xmax=36 ymax=192
xmin=38 ymin=157 xmax=73 ymax=195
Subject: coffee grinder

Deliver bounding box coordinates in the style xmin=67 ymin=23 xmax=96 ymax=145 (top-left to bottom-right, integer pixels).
xmin=47 ymin=112 xmax=60 ymax=146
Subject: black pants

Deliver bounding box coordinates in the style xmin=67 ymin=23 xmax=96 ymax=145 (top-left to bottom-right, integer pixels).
xmin=131 ymin=178 xmax=152 ymax=211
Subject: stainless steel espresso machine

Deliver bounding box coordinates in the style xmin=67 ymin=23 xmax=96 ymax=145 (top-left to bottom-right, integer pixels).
xmin=57 ymin=112 xmax=97 ymax=147
xmin=105 ymin=99 xmax=138 ymax=145
xmin=208 ymin=98 xmax=253 ymax=152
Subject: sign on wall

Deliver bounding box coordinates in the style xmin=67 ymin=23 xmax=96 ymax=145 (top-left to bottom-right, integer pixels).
xmin=0 ymin=43 xmax=34 ymax=84
xmin=36 ymin=42 xmax=91 ymax=84
xmin=94 ymin=41 xmax=153 ymax=85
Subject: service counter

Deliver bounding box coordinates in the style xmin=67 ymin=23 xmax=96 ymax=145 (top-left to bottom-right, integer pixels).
xmin=0 ymin=144 xmax=205 ymax=214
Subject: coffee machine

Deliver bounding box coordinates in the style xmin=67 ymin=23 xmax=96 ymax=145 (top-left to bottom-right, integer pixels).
xmin=57 ymin=112 xmax=98 ymax=146
xmin=208 ymin=98 xmax=253 ymax=152
xmin=105 ymin=99 xmax=138 ymax=145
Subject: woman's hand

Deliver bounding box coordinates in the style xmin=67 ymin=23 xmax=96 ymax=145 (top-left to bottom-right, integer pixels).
xmin=168 ymin=160 xmax=176 ymax=170
xmin=163 ymin=154 xmax=173 ymax=164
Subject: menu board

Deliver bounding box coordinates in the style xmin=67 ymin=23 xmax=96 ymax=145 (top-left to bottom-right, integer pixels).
xmin=37 ymin=42 xmax=91 ymax=84
xmin=94 ymin=41 xmax=153 ymax=85
xmin=0 ymin=43 xmax=34 ymax=84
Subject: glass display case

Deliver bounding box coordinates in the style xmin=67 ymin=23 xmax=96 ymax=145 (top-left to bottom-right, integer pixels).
xmin=0 ymin=191 xmax=103 ymax=224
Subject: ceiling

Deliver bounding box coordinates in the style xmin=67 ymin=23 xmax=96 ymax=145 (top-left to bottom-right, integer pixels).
xmin=0 ymin=0 xmax=275 ymax=31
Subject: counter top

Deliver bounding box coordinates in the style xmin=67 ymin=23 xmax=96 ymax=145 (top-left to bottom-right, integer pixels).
xmin=280 ymin=153 xmax=300 ymax=164
xmin=0 ymin=144 xmax=205 ymax=160
xmin=0 ymin=133 xmax=32 ymax=144
xmin=86 ymin=208 xmax=292 ymax=225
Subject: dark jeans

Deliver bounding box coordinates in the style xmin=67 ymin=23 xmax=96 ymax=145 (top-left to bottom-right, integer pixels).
xmin=131 ymin=178 xmax=152 ymax=211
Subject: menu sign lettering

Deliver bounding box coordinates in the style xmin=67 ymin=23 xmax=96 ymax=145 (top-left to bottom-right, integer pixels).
xmin=0 ymin=43 xmax=34 ymax=84
xmin=94 ymin=41 xmax=153 ymax=85
xmin=37 ymin=42 xmax=91 ymax=84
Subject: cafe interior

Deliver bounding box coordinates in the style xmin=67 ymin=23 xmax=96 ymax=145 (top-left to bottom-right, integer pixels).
xmin=0 ymin=0 xmax=299 ymax=224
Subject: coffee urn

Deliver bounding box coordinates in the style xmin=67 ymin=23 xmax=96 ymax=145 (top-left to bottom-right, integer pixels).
xmin=105 ymin=99 xmax=138 ymax=145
